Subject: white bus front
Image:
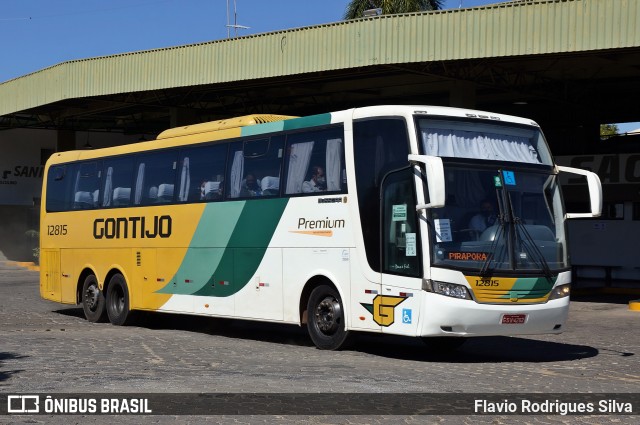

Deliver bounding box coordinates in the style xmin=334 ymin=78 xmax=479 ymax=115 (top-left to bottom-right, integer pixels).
xmin=356 ymin=109 xmax=602 ymax=345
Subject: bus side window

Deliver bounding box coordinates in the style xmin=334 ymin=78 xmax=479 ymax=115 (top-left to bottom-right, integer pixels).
xmin=134 ymin=150 xmax=178 ymax=205
xmin=102 ymin=156 xmax=134 ymax=208
xmin=284 ymin=127 xmax=345 ymax=195
xmin=179 ymin=144 xmax=227 ymax=202
xmin=46 ymin=164 xmax=75 ymax=212
xmin=228 ymin=137 xmax=284 ymax=199
xmin=73 ymin=161 xmax=101 ymax=209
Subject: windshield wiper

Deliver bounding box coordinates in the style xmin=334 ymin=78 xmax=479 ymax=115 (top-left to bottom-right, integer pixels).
xmin=512 ymin=217 xmax=554 ymax=282
xmin=479 ymin=214 xmax=507 ymax=277
xmin=505 ymin=191 xmax=554 ymax=282
xmin=479 ymin=184 xmax=509 ymax=277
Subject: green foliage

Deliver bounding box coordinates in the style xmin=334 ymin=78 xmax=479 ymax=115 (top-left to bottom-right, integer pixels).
xmin=344 ymin=0 xmax=444 ymax=20
xmin=600 ymin=123 xmax=619 ymax=139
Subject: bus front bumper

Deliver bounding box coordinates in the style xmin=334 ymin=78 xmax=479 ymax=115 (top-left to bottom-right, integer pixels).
xmin=418 ymin=292 xmax=570 ymax=337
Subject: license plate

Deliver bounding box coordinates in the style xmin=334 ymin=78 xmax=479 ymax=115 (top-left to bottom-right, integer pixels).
xmin=501 ymin=314 xmax=527 ymax=324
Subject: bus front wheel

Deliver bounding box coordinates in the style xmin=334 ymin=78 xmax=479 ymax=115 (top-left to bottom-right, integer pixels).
xmin=307 ymin=285 xmax=350 ymax=350
xmin=106 ymin=273 xmax=134 ymax=326
xmin=81 ymin=274 xmax=106 ymax=323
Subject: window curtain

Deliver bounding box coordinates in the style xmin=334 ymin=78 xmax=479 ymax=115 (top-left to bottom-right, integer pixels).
xmin=326 ymin=138 xmax=343 ymax=191
xmin=134 ymin=163 xmax=145 ymax=205
xmin=102 ymin=167 xmax=113 ymax=207
xmin=179 ymin=157 xmax=190 ymax=202
xmin=421 ymin=129 xmax=541 ymax=164
xmin=285 ymin=141 xmax=314 ymax=194
xmin=73 ymin=168 xmax=81 ymax=194
xmin=229 ymin=151 xmax=244 ymax=198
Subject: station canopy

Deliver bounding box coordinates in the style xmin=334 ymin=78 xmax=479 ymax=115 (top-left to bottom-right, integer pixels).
xmin=1 ymin=0 xmax=639 ymax=152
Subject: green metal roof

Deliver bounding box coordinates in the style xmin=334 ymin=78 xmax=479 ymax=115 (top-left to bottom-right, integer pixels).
xmin=1 ymin=0 xmax=639 ymax=116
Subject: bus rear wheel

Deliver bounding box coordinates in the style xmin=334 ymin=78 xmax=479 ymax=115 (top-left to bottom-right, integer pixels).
xmin=106 ymin=273 xmax=134 ymax=326
xmin=81 ymin=274 xmax=106 ymax=322
xmin=307 ymin=285 xmax=350 ymax=350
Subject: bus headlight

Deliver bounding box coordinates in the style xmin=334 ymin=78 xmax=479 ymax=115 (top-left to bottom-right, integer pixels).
xmin=548 ymin=283 xmax=570 ymax=300
xmin=423 ymin=279 xmax=472 ymax=300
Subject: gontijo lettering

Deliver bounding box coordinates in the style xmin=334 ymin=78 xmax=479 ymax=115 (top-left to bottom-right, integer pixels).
xmin=93 ymin=215 xmax=172 ymax=239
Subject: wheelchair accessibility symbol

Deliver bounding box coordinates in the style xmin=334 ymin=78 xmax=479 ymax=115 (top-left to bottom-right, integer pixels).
xmin=402 ymin=308 xmax=412 ymax=324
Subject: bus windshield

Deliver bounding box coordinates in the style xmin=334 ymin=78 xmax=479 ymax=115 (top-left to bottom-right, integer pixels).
xmin=427 ymin=164 xmax=568 ymax=274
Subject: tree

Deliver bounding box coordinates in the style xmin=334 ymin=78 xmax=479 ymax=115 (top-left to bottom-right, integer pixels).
xmin=344 ymin=0 xmax=444 ymax=20
xmin=600 ymin=123 xmax=619 ymax=140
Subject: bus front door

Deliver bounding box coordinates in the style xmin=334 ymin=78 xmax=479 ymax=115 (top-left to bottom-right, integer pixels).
xmin=379 ymin=168 xmax=423 ymax=336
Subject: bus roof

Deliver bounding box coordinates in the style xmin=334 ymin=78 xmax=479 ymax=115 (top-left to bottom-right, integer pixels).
xmin=156 ymin=114 xmax=297 ymax=140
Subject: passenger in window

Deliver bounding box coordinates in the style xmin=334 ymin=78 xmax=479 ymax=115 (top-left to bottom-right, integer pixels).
xmin=302 ymin=166 xmax=326 ymax=193
xmin=469 ymin=199 xmax=497 ymax=233
xmin=200 ymin=180 xmax=208 ymax=200
xmin=240 ymin=174 xmax=262 ymax=197
xmin=201 ymin=179 xmax=224 ymax=200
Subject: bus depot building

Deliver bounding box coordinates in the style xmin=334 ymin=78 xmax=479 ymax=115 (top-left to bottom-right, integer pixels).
xmin=1 ymin=0 xmax=640 ymax=284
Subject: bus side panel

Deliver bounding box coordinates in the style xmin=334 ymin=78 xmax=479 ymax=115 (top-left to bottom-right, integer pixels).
xmin=282 ymin=248 xmax=351 ymax=326
xmin=234 ymin=248 xmax=284 ymax=321
xmin=155 ymin=248 xmax=195 ymax=314
xmin=348 ymin=248 xmax=382 ymax=332
xmin=40 ymin=249 xmax=61 ymax=303
xmin=60 ymin=249 xmax=79 ymax=304
xmin=131 ymin=248 xmax=164 ymax=311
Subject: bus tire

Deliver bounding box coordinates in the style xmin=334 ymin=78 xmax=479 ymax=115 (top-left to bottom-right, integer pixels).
xmin=81 ymin=274 xmax=107 ymax=323
xmin=106 ymin=273 xmax=134 ymax=326
xmin=421 ymin=336 xmax=467 ymax=352
xmin=307 ymin=285 xmax=350 ymax=350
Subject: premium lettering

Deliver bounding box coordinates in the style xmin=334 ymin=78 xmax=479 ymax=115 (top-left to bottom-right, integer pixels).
xmin=93 ymin=215 xmax=172 ymax=239
xmin=297 ymin=217 xmax=345 ymax=230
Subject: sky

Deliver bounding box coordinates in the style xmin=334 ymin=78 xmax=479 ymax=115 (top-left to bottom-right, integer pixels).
xmin=1 ymin=0 xmax=638 ymax=131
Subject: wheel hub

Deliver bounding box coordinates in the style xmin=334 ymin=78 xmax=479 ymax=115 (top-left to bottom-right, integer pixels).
xmin=85 ymin=285 xmax=99 ymax=310
xmin=315 ymin=296 xmax=341 ymax=334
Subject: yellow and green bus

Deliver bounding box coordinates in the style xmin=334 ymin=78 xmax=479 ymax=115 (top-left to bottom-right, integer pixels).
xmin=40 ymin=105 xmax=602 ymax=350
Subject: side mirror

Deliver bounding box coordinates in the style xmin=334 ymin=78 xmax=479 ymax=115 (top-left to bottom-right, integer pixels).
xmin=557 ymin=165 xmax=602 ymax=218
xmin=408 ymin=154 xmax=445 ymax=210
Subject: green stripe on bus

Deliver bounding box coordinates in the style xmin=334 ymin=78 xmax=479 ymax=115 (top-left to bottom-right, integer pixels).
xmin=241 ymin=121 xmax=287 ymax=137
xmin=498 ymin=277 xmax=556 ymax=300
xmin=239 ymin=113 xmax=332 ymax=137
xmin=282 ymin=113 xmax=332 ymax=131
xmin=157 ymin=198 xmax=289 ymax=297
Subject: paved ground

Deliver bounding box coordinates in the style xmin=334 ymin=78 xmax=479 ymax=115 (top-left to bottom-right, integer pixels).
xmin=0 ymin=260 xmax=639 ymax=424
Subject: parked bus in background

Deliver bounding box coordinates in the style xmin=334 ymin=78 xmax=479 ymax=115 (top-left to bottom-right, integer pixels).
xmin=40 ymin=105 xmax=602 ymax=350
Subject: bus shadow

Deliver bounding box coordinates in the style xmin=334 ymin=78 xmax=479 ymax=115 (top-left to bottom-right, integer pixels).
xmin=54 ymin=308 xmax=606 ymax=363
xmin=353 ymin=334 xmax=604 ymax=363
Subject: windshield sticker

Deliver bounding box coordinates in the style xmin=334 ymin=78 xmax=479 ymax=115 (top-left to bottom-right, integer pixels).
xmin=405 ymin=233 xmax=416 ymax=256
xmin=448 ymin=251 xmax=489 ymax=261
xmin=502 ymin=170 xmax=516 ymax=185
xmin=392 ymin=204 xmax=407 ymax=221
xmin=434 ymin=219 xmax=452 ymax=242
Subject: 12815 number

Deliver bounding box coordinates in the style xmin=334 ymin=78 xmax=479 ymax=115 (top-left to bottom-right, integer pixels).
xmin=47 ymin=224 xmax=68 ymax=236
